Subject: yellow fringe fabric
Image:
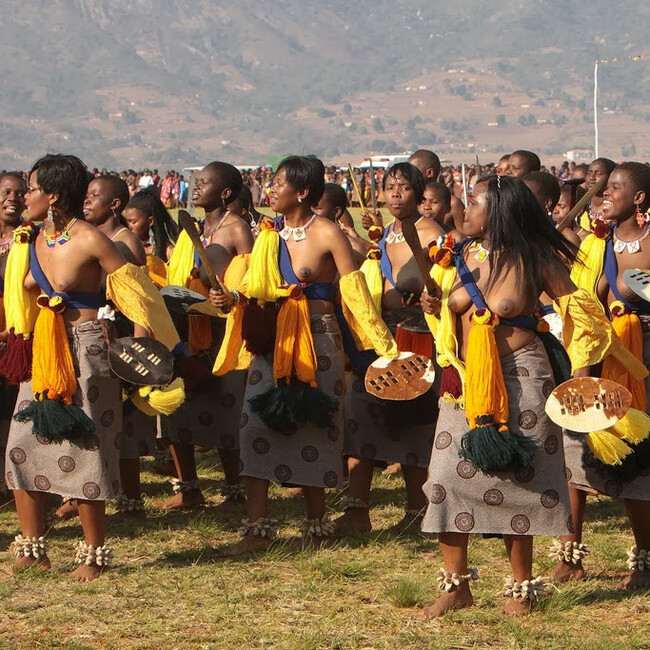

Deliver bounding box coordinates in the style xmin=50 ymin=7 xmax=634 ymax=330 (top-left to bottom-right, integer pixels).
xmin=578 ymin=209 xmax=591 ymax=232
xmin=132 ymin=377 xmax=185 ymax=416
xmin=4 ymin=226 xmax=39 ymax=336
xmin=106 ymin=263 xmax=180 ymax=352
xmin=247 ymin=220 xmax=282 ymax=303
xmin=32 ymin=296 xmax=76 ymax=403
xmin=586 ymin=429 xmax=632 ymax=465
xmin=166 ymin=229 xmax=195 ymax=287
xmin=187 ymin=276 xmax=212 ymax=355
xmin=146 ymin=254 xmax=168 ymax=288
xmin=273 ymin=287 xmax=318 ymax=386
xmin=608 ymin=408 xmax=650 ymax=445
xmin=359 ymin=257 xmax=383 ymax=314
xmin=464 ymin=309 xmax=508 ymax=430
xmin=339 ymin=270 xmax=398 ymax=359
xmin=212 ymin=303 xmax=247 ymax=375
xmin=424 ymin=261 xmax=466 ymax=404
xmin=569 ymin=233 xmax=607 ymax=310
xmin=602 ymin=302 xmax=647 ymax=411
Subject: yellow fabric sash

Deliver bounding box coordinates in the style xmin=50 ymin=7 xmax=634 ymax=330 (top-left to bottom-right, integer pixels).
xmin=146 ymin=254 xmax=168 ymax=288
xmin=166 ymin=229 xmax=195 ymax=287
xmin=569 ymin=233 xmax=606 ymax=311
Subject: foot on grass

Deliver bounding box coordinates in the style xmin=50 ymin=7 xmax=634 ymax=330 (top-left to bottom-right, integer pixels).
xmin=503 ymin=597 xmax=533 ymax=617
xmin=551 ymin=561 xmax=585 ymax=583
xmin=70 ymin=564 xmax=108 ymax=582
xmin=218 ymin=534 xmax=273 ymax=557
xmin=4 ymin=554 xmax=53 ymax=578
xmin=622 ymin=570 xmax=650 ymax=590
xmin=422 ymin=582 xmax=473 ymax=618
xmin=382 ymin=462 xmax=401 ymax=477
xmin=55 ymin=499 xmax=79 ymax=521
xmin=334 ymin=509 xmax=372 ymax=533
xmin=153 ymin=490 xmax=205 ymax=510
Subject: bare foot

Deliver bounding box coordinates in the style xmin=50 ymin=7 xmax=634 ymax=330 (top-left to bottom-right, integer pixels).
xmin=334 ymin=509 xmax=372 ymax=533
xmin=55 ymin=499 xmax=79 ymax=521
xmin=382 ymin=462 xmax=401 ymax=477
xmin=70 ymin=564 xmax=108 ymax=582
xmin=503 ymin=597 xmax=532 ymax=617
xmin=422 ymin=582 xmax=473 ymax=618
xmin=218 ymin=534 xmax=273 ymax=557
xmin=153 ymin=490 xmax=205 ymax=510
xmin=551 ymin=561 xmax=585 ymax=583
xmin=279 ymin=486 xmax=303 ymax=499
xmin=622 ymin=570 xmax=650 ymax=590
xmin=7 ymin=554 xmax=52 ymax=577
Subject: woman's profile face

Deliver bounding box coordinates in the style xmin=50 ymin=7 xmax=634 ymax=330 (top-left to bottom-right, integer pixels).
xmin=462 ymin=181 xmax=489 ymax=237
xmin=24 ymin=170 xmax=50 ymax=222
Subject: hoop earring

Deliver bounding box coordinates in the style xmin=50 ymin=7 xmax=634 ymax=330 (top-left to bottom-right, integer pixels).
xmin=47 ymin=205 xmax=54 ymax=225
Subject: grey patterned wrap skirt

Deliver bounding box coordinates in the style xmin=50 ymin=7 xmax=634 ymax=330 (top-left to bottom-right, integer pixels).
xmin=121 ymin=405 xmax=158 ymax=459
xmin=5 ymin=320 xmax=122 ymax=501
xmin=422 ymin=338 xmax=573 ymax=536
xmin=239 ymin=313 xmax=345 ymax=489
xmin=563 ymin=325 xmax=650 ymax=500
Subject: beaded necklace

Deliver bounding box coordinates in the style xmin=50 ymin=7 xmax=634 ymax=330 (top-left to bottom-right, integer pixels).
xmin=43 ymin=217 xmax=78 ymax=248
xmin=612 ymin=223 xmax=650 ymax=255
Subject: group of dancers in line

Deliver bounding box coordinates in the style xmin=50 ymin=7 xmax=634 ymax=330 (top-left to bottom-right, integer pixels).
xmin=0 ymin=147 xmax=649 ymax=619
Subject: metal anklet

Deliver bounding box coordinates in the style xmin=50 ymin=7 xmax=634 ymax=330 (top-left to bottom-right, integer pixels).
xmin=548 ymin=540 xmax=589 ymax=565
xmin=13 ymin=534 xmax=48 ymax=559
xmin=220 ymin=484 xmax=247 ymax=502
xmin=75 ymin=541 xmax=113 ymax=567
xmin=170 ymin=478 xmax=200 ymax=494
xmin=504 ymin=576 xmax=546 ymax=601
xmin=238 ymin=517 xmax=278 ymax=539
xmin=626 ymin=546 xmax=650 ymax=572
xmin=115 ymin=494 xmax=146 ymax=513
xmin=300 ymin=517 xmax=336 ymax=539
xmin=436 ymin=568 xmax=479 ymax=592
xmin=340 ymin=495 xmax=369 ymax=511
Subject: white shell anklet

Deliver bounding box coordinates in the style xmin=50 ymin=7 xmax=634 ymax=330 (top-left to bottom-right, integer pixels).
xmin=170 ymin=478 xmax=200 ymax=494
xmin=504 ymin=576 xmax=546 ymax=601
xmin=220 ymin=484 xmax=247 ymax=502
xmin=549 ymin=540 xmax=589 ymax=564
xmin=626 ymin=546 xmax=650 ymax=571
xmin=115 ymin=494 xmax=146 ymax=513
xmin=340 ymin=495 xmax=369 ymax=511
xmin=300 ymin=517 xmax=336 ymax=539
xmin=75 ymin=541 xmax=113 ymax=567
xmin=13 ymin=534 xmax=48 ymax=559
xmin=436 ymin=568 xmax=479 ymax=592
xmin=238 ymin=518 xmax=278 ymax=539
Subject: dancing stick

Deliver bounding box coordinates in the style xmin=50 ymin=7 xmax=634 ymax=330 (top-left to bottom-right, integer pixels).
xmin=556 ymin=178 xmax=605 ymax=233
xmin=348 ymin=163 xmax=366 ymax=210
xmin=369 ymin=160 xmax=378 ymax=211
xmin=461 ymin=163 xmax=468 ymax=206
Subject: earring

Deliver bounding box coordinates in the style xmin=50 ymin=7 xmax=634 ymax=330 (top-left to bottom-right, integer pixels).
xmin=111 ymin=207 xmax=118 ymax=219
xmin=298 ymin=197 xmax=303 ymax=204
xmin=47 ymin=205 xmax=54 ymax=225
xmin=635 ymin=204 xmax=646 ymax=228
xmin=222 ymin=198 xmax=227 ymax=210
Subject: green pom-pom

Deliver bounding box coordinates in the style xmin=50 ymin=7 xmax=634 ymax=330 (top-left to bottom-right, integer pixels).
xmin=460 ymin=417 xmax=537 ymax=472
xmin=14 ymin=397 xmax=96 ymax=442
xmin=538 ymin=331 xmax=571 ymax=385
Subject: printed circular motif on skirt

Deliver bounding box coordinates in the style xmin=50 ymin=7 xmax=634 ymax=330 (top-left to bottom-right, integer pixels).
xmin=564 ymin=466 xmax=573 ymax=482
xmin=35 ymin=434 xmax=51 ymax=446
xmin=435 ymin=431 xmax=452 ymax=450
xmin=125 ymin=421 xmax=135 ymax=437
xmin=199 ymin=411 xmax=214 ymax=426
xmin=542 ymin=380 xmax=554 ymax=399
xmin=87 ymin=386 xmax=100 ymax=403
xmin=9 ymin=447 xmax=26 ymax=465
xmin=541 ymin=489 xmax=560 ymax=508
xmin=544 ymin=434 xmax=559 ymax=455
xmin=177 ymin=428 xmax=193 ymax=444
xmin=484 ymin=489 xmax=504 ymax=506
xmin=218 ymin=434 xmax=236 ymax=450
xmin=317 ymin=355 xmax=331 ymax=372
xmin=86 ymin=344 xmax=104 ymax=356
xmin=327 ymin=425 xmax=339 ymax=441
xmin=604 ymin=480 xmax=623 ymax=498
xmin=220 ymin=393 xmax=236 ymax=409
xmin=82 ymin=482 xmax=101 ymax=499
xmin=114 ymin=433 xmax=122 ymax=449
xmin=17 ymin=399 xmax=31 ymax=411
xmin=6 ymin=471 xmax=14 ymax=489
xmin=456 ymin=460 xmax=477 ymax=479
xmin=240 ymin=412 xmax=249 ymax=428
xmin=101 ymin=410 xmax=115 ymax=428
xmin=510 ymin=514 xmax=531 ymax=533
xmin=323 ymin=471 xmax=338 ymax=487
xmin=311 ymin=319 xmax=326 ymax=334
xmin=301 ymin=445 xmax=319 ymax=462
xmin=405 ymin=453 xmax=419 ymax=467
xmin=510 ymin=366 xmax=530 ymax=377
xmin=333 ymin=380 xmax=344 ymax=396
xmin=515 ymin=466 xmax=535 ymax=483
xmin=429 ymin=484 xmax=446 ymax=504
xmin=360 ymin=444 xmax=377 ymax=459
xmin=518 ymin=410 xmax=538 ymax=430
xmin=249 ymin=370 xmax=263 ymax=386
xmin=34 ymin=475 xmax=51 ymax=491
xmin=352 ymin=377 xmax=364 ymax=393
xmin=275 ymin=465 xmax=292 ymax=482
xmin=455 ymin=512 xmax=475 ymax=532
xmin=347 ymin=419 xmax=359 ymax=434
xmin=58 ymin=456 xmax=76 ymax=473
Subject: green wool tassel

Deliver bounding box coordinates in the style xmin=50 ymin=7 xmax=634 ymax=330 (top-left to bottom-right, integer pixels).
xmin=14 ymin=397 xmax=96 ymax=442
xmin=460 ymin=416 xmax=537 ymax=472
xmin=538 ymin=331 xmax=572 ymax=386
xmin=249 ymin=380 xmax=339 ymax=434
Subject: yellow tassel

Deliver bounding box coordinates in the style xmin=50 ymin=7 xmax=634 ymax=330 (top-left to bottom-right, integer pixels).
xmin=247 ymin=221 xmax=282 ymax=303
xmin=167 ymin=230 xmax=196 ymax=287
xmin=213 ymin=304 xmax=245 ymax=376
xmin=187 ymin=276 xmax=212 ymax=355
xmin=586 ymin=429 xmax=633 ymax=465
xmin=602 ymin=303 xmax=647 ymax=411
xmin=359 ymin=257 xmax=383 ymax=314
xmin=145 ymin=377 xmax=185 ymax=415
xmin=464 ymin=309 xmax=508 ymax=429
xmin=4 ymin=226 xmax=39 ymax=336
xmin=608 ymin=408 xmax=650 ymax=445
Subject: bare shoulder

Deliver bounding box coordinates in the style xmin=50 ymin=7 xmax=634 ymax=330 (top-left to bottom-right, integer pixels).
xmin=417 ymin=217 xmax=445 ymax=244
xmin=563 ymin=228 xmax=581 ymax=248
xmin=114 ymin=228 xmax=146 ymax=265
xmin=312 ymin=215 xmax=348 ymax=244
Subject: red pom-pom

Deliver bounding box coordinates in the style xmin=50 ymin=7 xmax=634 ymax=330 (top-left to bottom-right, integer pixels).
xmin=288 ymin=284 xmax=303 ymax=300
xmin=367 ymin=247 xmax=382 ymax=260
xmin=367 ymin=225 xmax=384 ymax=242
xmin=591 ymin=218 xmax=610 ymax=239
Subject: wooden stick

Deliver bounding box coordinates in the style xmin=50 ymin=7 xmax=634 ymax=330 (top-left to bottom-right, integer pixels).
xmin=461 ymin=163 xmax=468 ymax=206
xmin=369 ymin=160 xmax=378 ymax=211
xmin=556 ymin=178 xmax=605 ymax=233
xmin=348 ymin=163 xmax=366 ymax=211
xmin=400 ymin=217 xmax=439 ymax=296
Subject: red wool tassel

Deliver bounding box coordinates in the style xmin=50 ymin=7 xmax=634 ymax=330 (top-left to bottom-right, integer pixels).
xmin=440 ymin=366 xmax=462 ymax=400
xmin=0 ymin=331 xmax=33 ymax=383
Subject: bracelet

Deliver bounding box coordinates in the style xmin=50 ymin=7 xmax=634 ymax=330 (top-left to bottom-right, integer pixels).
xmin=229 ymin=290 xmax=241 ymax=306
xmin=13 ymin=534 xmax=48 ymax=559
xmin=626 ymin=546 xmax=650 ymax=571
xmin=300 ymin=517 xmax=336 ymax=539
xmin=436 ymin=568 xmax=479 ymax=592
xmin=75 ymin=541 xmax=113 ymax=567
xmin=548 ymin=540 xmax=589 ymax=565
xmin=504 ymin=576 xmax=546 ymax=601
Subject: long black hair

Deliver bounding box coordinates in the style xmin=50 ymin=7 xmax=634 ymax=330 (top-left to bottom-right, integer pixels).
xmin=126 ymin=189 xmax=178 ymax=259
xmin=482 ymin=175 xmax=579 ymax=295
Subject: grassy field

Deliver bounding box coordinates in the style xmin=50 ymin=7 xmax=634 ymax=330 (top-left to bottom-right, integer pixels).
xmin=1 ymin=453 xmax=649 ymax=649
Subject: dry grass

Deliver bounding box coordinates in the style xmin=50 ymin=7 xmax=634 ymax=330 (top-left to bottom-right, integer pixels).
xmin=1 ymin=454 xmax=649 ymax=649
